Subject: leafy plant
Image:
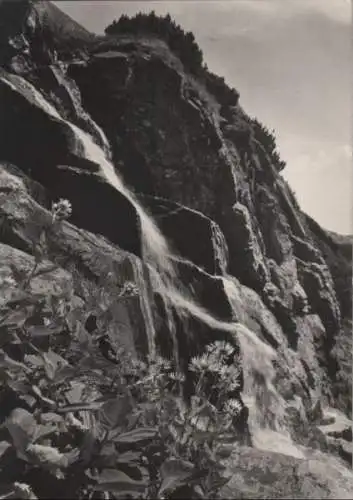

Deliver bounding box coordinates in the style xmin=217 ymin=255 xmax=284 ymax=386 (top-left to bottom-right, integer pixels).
xmin=0 ymin=198 xmax=240 ymax=499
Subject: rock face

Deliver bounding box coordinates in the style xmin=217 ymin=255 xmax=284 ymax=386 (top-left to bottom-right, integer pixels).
xmin=0 ymin=1 xmax=351 ymax=496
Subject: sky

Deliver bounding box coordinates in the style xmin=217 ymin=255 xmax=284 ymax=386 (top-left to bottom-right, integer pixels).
xmin=55 ymin=0 xmax=352 ymax=234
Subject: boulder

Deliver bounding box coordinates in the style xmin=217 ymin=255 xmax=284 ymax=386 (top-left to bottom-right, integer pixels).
xmin=221 ymin=445 xmax=353 ymax=499
xmin=140 ymin=195 xmax=229 ymax=275
xmin=0 ymin=74 xmax=142 ymax=256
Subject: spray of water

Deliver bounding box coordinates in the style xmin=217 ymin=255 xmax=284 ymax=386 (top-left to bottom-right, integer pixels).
xmin=222 ymin=275 xmax=289 ymax=435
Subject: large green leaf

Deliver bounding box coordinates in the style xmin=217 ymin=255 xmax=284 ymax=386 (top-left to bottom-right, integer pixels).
xmin=26 ymin=443 xmax=79 ymax=470
xmin=0 ymin=305 xmax=35 ymax=328
xmin=5 ymin=408 xmax=36 ymax=457
xmin=0 ymin=351 xmax=30 ymax=374
xmin=32 ymin=423 xmax=58 ymax=443
xmin=158 ymin=458 xmax=195 ymax=497
xmin=31 ymin=385 xmax=57 ymax=409
xmin=116 ymin=450 xmax=142 ymax=464
xmin=7 ymin=379 xmax=30 ymax=395
xmin=99 ymin=395 xmax=132 ymax=429
xmin=64 ymin=382 xmax=85 ymax=405
xmin=94 ymin=468 xmax=147 ymax=496
xmin=57 ymin=401 xmax=105 ymax=414
xmin=110 ymin=427 xmax=158 ymax=444
xmin=53 ymin=365 xmax=77 ymax=385
xmin=40 ymin=412 xmax=64 ymax=424
xmin=26 ymin=325 xmax=63 ymax=338
xmin=0 ymin=440 xmax=11 ymax=459
xmin=24 ymin=354 xmax=44 ymax=368
xmin=42 ymin=350 xmax=69 ymax=381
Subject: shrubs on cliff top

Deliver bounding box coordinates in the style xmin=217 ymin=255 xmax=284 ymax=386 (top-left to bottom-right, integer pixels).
xmin=0 ymin=198 xmax=240 ymax=499
xmin=105 ymin=11 xmax=203 ymax=75
xmin=104 ymin=11 xmax=240 ymax=107
xmin=104 ymin=12 xmax=290 ymax=169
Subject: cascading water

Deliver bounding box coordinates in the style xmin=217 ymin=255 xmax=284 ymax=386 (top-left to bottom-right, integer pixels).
xmin=211 ymin=220 xmax=229 ymax=275
xmin=0 ymin=73 xmax=175 ymax=279
xmin=66 ymin=124 xmax=177 ymax=279
xmin=2 ymin=72 xmax=290 ymax=444
xmin=222 ymin=275 xmax=303 ymax=457
xmin=0 ymin=73 xmax=63 ymax=120
xmin=131 ymin=259 xmax=157 ymax=356
xmin=65 ymin=122 xmax=286 ymax=434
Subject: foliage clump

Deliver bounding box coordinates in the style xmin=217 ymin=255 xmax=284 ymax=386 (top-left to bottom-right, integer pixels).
xmin=105 ymin=11 xmax=203 ymax=75
xmin=0 ymin=199 xmax=242 ymax=499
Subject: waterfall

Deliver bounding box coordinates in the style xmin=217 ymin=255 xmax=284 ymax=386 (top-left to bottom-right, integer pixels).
xmin=0 ymin=73 xmax=62 ymax=120
xmin=132 ymin=259 xmax=156 ymax=357
xmin=211 ymin=220 xmax=229 ymax=274
xmin=222 ymin=276 xmax=290 ymax=440
xmin=149 ymin=267 xmax=180 ymax=371
xmin=68 ymin=117 xmax=285 ymax=430
xmin=1 ymin=73 xmax=175 ymax=279
xmin=2 ymin=72 xmax=288 ymax=439
xmin=66 ymin=124 xmax=176 ymax=279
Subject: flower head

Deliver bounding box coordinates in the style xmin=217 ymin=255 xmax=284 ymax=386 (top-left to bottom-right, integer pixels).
xmin=190 ymin=341 xmax=239 ymax=376
xmin=206 ymin=341 xmax=234 ymax=358
xmin=189 ymin=353 xmax=209 ymax=373
xmin=169 ymin=371 xmax=185 ymax=382
xmin=224 ymin=398 xmax=242 ymax=417
xmin=51 ymin=199 xmax=72 ymax=222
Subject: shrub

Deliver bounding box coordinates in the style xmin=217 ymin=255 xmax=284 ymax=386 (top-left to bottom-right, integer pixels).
xmin=0 ymin=198 xmax=240 ymax=499
xmin=105 ymin=12 xmax=204 ymax=75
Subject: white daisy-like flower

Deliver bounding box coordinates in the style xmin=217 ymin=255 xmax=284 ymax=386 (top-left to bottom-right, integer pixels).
xmin=220 ymin=364 xmax=240 ymax=379
xmin=207 ymin=359 xmax=223 ymax=373
xmin=228 ymin=379 xmax=241 ymax=391
xmin=169 ymin=371 xmax=185 ymax=382
xmin=207 ymin=341 xmax=234 ymax=357
xmin=224 ymin=399 xmax=242 ymax=416
xmin=51 ymin=198 xmax=72 ymax=222
xmin=189 ymin=353 xmax=209 ymax=372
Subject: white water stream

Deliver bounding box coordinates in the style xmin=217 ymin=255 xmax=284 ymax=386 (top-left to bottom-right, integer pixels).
xmin=2 ymin=73 xmax=293 ymax=444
